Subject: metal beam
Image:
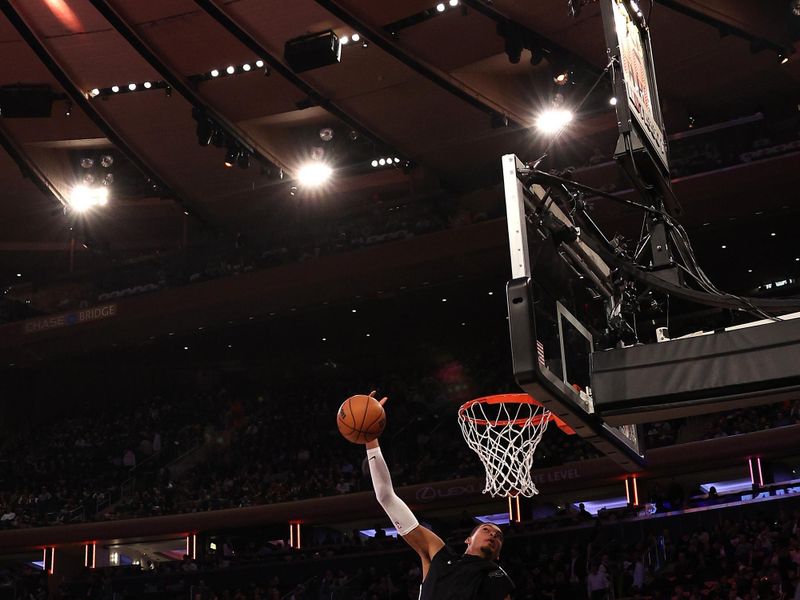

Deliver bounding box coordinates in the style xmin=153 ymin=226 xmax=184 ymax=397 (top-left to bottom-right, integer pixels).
xmin=0 ymin=121 xmax=66 ymax=207
xmin=410 ymin=0 xmax=605 ymax=81
xmin=88 ymin=0 xmax=290 ymax=175
xmin=655 ymin=0 xmax=793 ymax=55
xmin=312 ymin=0 xmax=523 ymax=127
xmin=0 ymin=0 xmax=210 ymax=225
xmin=193 ymin=0 xmax=407 ymax=159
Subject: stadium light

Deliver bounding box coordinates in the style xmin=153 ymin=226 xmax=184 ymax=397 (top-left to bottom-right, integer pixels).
xmin=69 ymin=185 xmax=109 ymax=212
xmin=297 ymin=161 xmax=333 ymax=187
xmin=535 ymin=109 xmax=573 ymax=134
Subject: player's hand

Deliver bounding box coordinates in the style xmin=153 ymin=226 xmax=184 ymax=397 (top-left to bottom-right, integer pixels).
xmin=368 ymin=390 xmax=388 ymax=407
xmin=365 ymin=391 xmax=387 ymax=449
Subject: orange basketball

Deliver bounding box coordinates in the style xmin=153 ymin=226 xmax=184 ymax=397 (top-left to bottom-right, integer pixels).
xmin=337 ymin=394 xmax=386 ymax=444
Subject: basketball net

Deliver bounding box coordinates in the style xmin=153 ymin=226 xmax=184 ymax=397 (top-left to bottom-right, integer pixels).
xmin=458 ymin=395 xmax=552 ymax=498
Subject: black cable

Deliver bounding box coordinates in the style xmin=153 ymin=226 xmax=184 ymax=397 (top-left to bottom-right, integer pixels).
xmin=526 ymin=170 xmax=800 ymax=314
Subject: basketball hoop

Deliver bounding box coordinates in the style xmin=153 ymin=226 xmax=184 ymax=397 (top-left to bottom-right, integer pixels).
xmin=458 ymin=394 xmax=573 ymax=498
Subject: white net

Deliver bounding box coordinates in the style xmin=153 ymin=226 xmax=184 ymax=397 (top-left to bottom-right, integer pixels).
xmin=458 ymin=398 xmax=552 ymax=498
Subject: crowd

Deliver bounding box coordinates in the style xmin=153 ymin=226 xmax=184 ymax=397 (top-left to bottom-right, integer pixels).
xmin=45 ymin=495 xmax=800 ymax=599
xmin=0 ymin=393 xmax=214 ymax=528
xmin=1 ymin=343 xmax=799 ymax=529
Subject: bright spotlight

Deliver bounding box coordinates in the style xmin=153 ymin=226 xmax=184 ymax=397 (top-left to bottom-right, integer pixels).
xmin=143 ymin=81 xmax=152 ymax=89
xmin=297 ymin=162 xmax=332 ymax=187
xmin=226 ymin=65 xmax=235 ymax=74
xmin=535 ymin=109 xmax=573 ymax=134
xmin=128 ymin=83 xmax=137 ymax=91
xmin=210 ymin=69 xmax=220 ymax=77
xmin=436 ymin=3 xmax=446 ymax=12
xmin=255 ymin=59 xmax=265 ymax=68
xmin=609 ymin=97 xmax=618 ymax=106
xmin=371 ymin=159 xmax=378 ymax=167
xmin=69 ymin=185 xmax=109 ymax=212
xmin=89 ymin=88 xmax=100 ymax=97
xmin=111 ymin=85 xmax=120 ymax=93
xmin=378 ymin=158 xmax=386 ymax=165
xmin=351 ymin=33 xmax=360 ymax=42
xmin=242 ymin=63 xmax=251 ymax=71
xmin=340 ymin=35 xmax=349 ymax=45
xmin=449 ymin=0 xmax=459 ymax=5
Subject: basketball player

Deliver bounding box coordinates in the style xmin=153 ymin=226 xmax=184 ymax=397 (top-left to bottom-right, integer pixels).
xmin=364 ymin=392 xmax=514 ymax=599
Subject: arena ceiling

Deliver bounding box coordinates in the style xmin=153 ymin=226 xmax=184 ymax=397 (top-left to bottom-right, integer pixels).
xmin=0 ymin=0 xmax=798 ymax=289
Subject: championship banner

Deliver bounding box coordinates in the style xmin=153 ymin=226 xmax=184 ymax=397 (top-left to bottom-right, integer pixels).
xmin=22 ymin=303 xmax=118 ymax=334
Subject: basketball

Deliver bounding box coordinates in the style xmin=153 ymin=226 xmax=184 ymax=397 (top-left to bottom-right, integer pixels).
xmin=337 ymin=394 xmax=386 ymax=444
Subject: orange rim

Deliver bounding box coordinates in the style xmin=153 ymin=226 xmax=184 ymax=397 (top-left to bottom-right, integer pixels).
xmin=458 ymin=393 xmax=575 ymax=435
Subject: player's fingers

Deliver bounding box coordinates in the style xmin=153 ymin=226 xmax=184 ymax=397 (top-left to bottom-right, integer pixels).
xmin=368 ymin=390 xmax=377 ymax=398
xmin=379 ymin=396 xmax=388 ymax=406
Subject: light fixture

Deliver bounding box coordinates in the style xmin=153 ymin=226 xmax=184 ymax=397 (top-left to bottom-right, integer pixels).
xmin=535 ymin=108 xmax=574 ymax=134
xmin=255 ymin=59 xmax=265 ymax=68
xmin=721 ymin=244 xmax=727 ymax=249
xmin=128 ymin=83 xmax=137 ymax=91
xmin=143 ymin=81 xmax=152 ymax=89
xmin=771 ymin=232 xmax=777 ymax=237
xmin=371 ymin=159 xmax=378 ymax=167
xmin=226 ymin=65 xmax=235 ymax=74
xmin=351 ymin=33 xmax=360 ymax=42
xmin=436 ymin=3 xmax=446 ymax=11
xmin=449 ymin=0 xmax=459 ymax=5
xmin=488 ymin=291 xmax=494 ymax=295
xmin=69 ymin=185 xmax=109 ymax=212
xmin=553 ymin=71 xmax=570 ymax=86
xmin=210 ymin=69 xmax=220 ymax=77
xmin=242 ymin=63 xmax=251 ymax=71
xmin=297 ymin=161 xmax=333 ymax=187
xmin=16 ymin=273 xmax=21 ymax=277
xmin=779 ymin=53 xmax=790 ymax=64
xmin=748 ymin=269 xmax=753 ymax=273
xmin=111 ymin=85 xmax=120 ymax=93
xmin=609 ymin=97 xmax=618 ymax=106
xmin=224 ymin=148 xmax=237 ymax=168
xmin=441 ymin=298 xmax=447 ymax=302
xmin=351 ymin=309 xmax=357 ymax=313
xmin=340 ymin=35 xmax=349 ymax=45
xmin=89 ymin=88 xmax=100 ymax=97
xmin=379 ymin=158 xmax=386 ymax=165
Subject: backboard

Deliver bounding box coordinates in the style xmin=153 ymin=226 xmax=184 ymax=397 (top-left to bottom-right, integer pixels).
xmin=502 ymin=154 xmax=645 ymax=471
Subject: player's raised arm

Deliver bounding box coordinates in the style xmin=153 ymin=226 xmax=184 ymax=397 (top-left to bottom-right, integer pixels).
xmin=363 ymin=393 xmax=444 ymax=577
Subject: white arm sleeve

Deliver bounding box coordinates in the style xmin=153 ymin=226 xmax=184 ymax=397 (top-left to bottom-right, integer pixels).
xmin=366 ymin=446 xmax=419 ymax=536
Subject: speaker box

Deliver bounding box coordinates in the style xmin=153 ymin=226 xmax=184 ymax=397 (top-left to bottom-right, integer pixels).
xmin=284 ymin=30 xmax=341 ymax=73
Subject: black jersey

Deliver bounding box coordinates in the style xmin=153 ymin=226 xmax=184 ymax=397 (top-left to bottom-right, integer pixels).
xmin=419 ymin=546 xmax=514 ymax=600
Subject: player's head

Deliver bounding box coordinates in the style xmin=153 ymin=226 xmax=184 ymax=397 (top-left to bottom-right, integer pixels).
xmin=465 ymin=523 xmax=504 ymax=561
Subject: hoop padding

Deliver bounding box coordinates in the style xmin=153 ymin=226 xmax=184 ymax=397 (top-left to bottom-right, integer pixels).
xmin=458 ymin=394 xmax=552 ymax=498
